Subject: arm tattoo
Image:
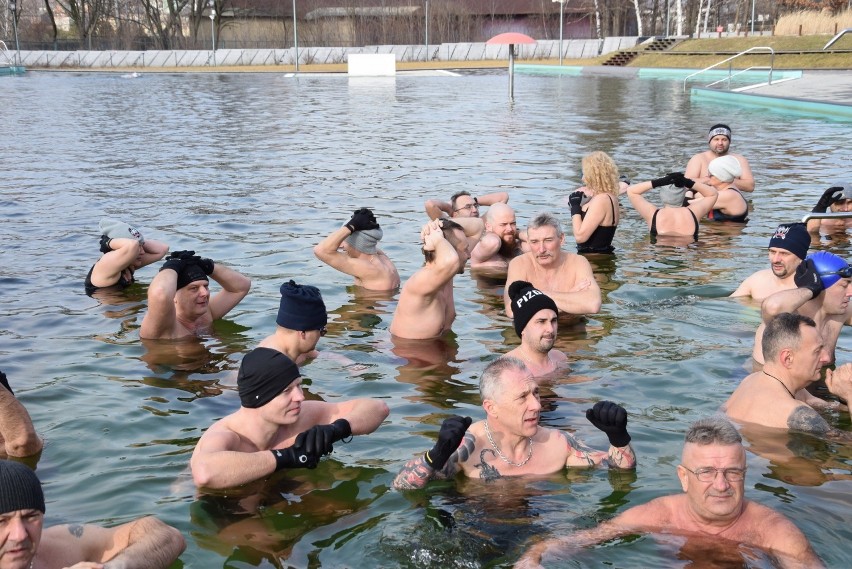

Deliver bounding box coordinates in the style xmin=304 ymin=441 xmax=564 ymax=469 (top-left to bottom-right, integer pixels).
xmin=787 ymin=406 xmax=830 ymax=435
xmin=605 ymin=444 xmax=637 ymax=469
xmin=392 ymin=432 xmax=476 ymax=490
xmin=562 ymin=431 xmax=596 ymax=467
xmin=68 ymin=524 xmax=84 ymax=538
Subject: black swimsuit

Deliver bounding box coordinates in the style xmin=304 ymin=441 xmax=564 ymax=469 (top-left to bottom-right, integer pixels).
xmin=84 ymin=265 xmax=134 ymax=296
xmin=577 ymin=195 xmax=617 ymax=254
xmin=708 ymin=188 xmax=749 ymax=223
xmin=650 ymin=209 xmax=699 ymax=242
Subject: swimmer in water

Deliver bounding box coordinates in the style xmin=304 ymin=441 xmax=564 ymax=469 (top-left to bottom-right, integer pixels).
xmin=731 ymin=222 xmax=810 ymax=301
xmin=502 ymin=282 xmax=568 ymax=378
xmin=84 ymin=218 xmax=168 ymax=295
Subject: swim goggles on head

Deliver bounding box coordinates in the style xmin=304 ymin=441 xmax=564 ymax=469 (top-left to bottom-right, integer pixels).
xmin=819 ymin=266 xmax=852 ymax=279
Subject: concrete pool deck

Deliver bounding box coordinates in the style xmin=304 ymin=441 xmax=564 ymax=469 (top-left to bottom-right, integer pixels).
xmin=516 ymin=65 xmax=852 ymax=119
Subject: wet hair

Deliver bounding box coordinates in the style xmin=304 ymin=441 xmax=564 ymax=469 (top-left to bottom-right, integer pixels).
xmin=422 ymin=219 xmax=464 ymax=263
xmin=479 ymin=356 xmax=528 ymax=403
xmin=450 ymin=191 xmax=472 ymax=211
xmin=581 ymin=151 xmax=620 ymax=196
xmin=684 ymin=416 xmax=742 ymax=446
xmin=527 ymin=212 xmax=563 ymax=237
xmin=762 ymin=312 xmax=817 ymax=362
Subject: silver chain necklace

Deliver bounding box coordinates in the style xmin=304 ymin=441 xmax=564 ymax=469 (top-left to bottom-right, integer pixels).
xmin=484 ymin=419 xmax=533 ymax=467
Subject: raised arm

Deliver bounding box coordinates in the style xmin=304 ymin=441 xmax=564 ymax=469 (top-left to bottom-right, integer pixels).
xmin=207 ymin=262 xmax=252 ymax=320
xmin=760 ymin=260 xmax=821 ymax=323
xmin=139 ymin=256 xmax=182 ymax=339
xmin=139 ymin=238 xmax=169 ymax=267
xmin=313 ymin=210 xmax=381 ymax=279
xmin=470 ymin=232 xmax=502 ymax=264
xmin=685 ymin=178 xmax=719 ymax=219
xmin=0 ymin=372 xmax=43 ymax=458
xmin=393 ymin=416 xmax=473 ymax=490
xmin=564 ymin=401 xmax=636 ymax=469
xmin=405 ymin=222 xmax=462 ymax=298
xmin=570 ymin=191 xmax=605 ymax=244
xmin=41 ymin=516 xmax=185 ymax=569
xmin=425 ymin=199 xmax=452 ymax=220
xmin=626 ymin=181 xmax=659 ymax=225
xmin=477 ymin=191 xmax=509 ymax=206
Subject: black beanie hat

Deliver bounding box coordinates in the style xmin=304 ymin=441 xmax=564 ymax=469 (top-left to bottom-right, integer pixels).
xmin=276 ymin=280 xmax=327 ymax=331
xmin=176 ymin=263 xmax=208 ymax=290
xmin=508 ymin=280 xmax=559 ymax=337
xmin=0 ymin=460 xmax=45 ymax=514
xmin=238 ymin=348 xmax=301 ymax=408
xmin=768 ymin=223 xmax=809 ymax=261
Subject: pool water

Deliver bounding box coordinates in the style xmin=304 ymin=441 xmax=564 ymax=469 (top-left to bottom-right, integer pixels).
xmin=1 ymin=70 xmax=850 ymax=568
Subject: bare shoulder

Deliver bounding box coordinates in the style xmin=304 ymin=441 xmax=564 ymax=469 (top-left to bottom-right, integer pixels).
xmin=613 ymin=495 xmax=676 ymax=530
xmin=560 ymin=252 xmax=593 ymax=275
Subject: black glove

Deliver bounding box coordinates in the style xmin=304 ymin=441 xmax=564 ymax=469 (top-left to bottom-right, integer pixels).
xmin=297 ymin=419 xmax=352 ymax=456
xmin=651 ymin=173 xmax=676 ymax=188
xmin=568 ymin=191 xmax=585 ymax=216
xmin=198 ymin=258 xmax=215 ymax=275
xmin=159 ymin=250 xmax=195 ymax=273
xmin=0 ymin=371 xmax=12 ymax=395
xmin=99 ymin=235 xmax=112 ymax=254
xmin=812 ymin=186 xmax=844 ymax=213
xmin=345 ymin=208 xmax=380 ymax=233
xmin=669 ymin=172 xmax=695 ymax=189
xmin=619 ymin=174 xmax=631 ymax=185
xmin=585 ymin=401 xmax=631 ymax=448
xmin=794 ymin=258 xmax=824 ymax=299
xmin=270 ymin=445 xmax=320 ymax=471
xmin=425 ymin=415 xmax=472 ymax=470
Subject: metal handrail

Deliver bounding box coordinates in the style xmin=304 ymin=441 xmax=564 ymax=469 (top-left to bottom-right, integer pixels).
xmin=704 ymin=65 xmax=773 ymax=89
xmin=0 ymin=41 xmax=13 ymax=66
xmin=682 ymin=46 xmax=775 ymax=92
xmin=824 ymin=28 xmax=852 ymax=50
xmin=801 ymin=212 xmax=852 ymax=223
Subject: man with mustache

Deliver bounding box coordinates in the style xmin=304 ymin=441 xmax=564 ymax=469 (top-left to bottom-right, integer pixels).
xmin=392 ymin=357 xmax=634 ymax=488
xmin=731 ymin=222 xmax=810 ymax=301
xmin=470 ymin=203 xmax=523 ymax=272
xmin=503 ymin=282 xmax=567 ymax=377
xmin=685 ymin=123 xmax=755 ymax=192
xmin=504 ymin=213 xmax=601 ymax=321
xmin=753 ymin=251 xmax=852 ymax=366
xmin=516 ymin=417 xmax=821 ymax=568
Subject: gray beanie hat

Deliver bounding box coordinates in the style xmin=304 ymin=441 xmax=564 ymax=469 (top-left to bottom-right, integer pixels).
xmin=659 ymin=185 xmax=687 ymax=207
xmin=0 ymin=460 xmax=45 ymax=514
xmin=345 ymin=228 xmax=383 ymax=255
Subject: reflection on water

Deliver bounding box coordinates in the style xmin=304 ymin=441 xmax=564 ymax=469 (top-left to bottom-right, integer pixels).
xmin=2 ymin=70 xmax=852 ymax=567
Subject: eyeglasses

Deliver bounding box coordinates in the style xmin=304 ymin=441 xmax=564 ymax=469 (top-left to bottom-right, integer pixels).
xmin=319 ymin=326 xmax=327 ymax=337
xmin=818 ymin=266 xmax=852 ymax=279
xmin=453 ymin=203 xmax=478 ymax=213
xmin=681 ymin=465 xmax=746 ymax=483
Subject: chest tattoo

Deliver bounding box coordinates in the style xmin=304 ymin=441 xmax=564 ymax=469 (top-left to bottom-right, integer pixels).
xmin=475 ymin=449 xmax=502 ymax=481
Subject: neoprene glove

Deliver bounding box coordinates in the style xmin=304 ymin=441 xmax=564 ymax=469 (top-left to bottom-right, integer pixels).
xmin=298 ymin=419 xmax=352 ymax=456
xmin=198 ymin=258 xmax=215 ymax=275
xmin=619 ymin=174 xmax=631 ymax=185
xmin=270 ymin=445 xmax=320 ymax=471
xmin=669 ymin=172 xmax=695 ymax=189
xmin=99 ymin=235 xmax=112 ymax=254
xmin=160 ymin=250 xmax=195 ymax=273
xmin=794 ymin=258 xmax=824 ymax=299
xmin=568 ymin=191 xmax=585 ymax=216
xmin=812 ymin=186 xmax=844 ymax=213
xmin=585 ymin=401 xmax=631 ymax=448
xmin=425 ymin=415 xmax=472 ymax=470
xmin=346 ymin=208 xmax=380 ymax=233
xmin=651 ymin=173 xmax=676 ymax=188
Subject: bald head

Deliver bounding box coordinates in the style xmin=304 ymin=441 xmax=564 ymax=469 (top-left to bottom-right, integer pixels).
xmin=486 ymin=203 xmax=518 ymax=248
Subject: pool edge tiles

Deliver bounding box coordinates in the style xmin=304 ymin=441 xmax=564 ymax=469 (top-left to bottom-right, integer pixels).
xmin=513 ymin=64 xmax=584 ymax=76
xmin=690 ymin=87 xmax=852 ymax=121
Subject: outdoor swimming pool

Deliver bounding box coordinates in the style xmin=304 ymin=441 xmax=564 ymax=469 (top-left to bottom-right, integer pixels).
xmin=2 ymin=69 xmax=851 ymax=568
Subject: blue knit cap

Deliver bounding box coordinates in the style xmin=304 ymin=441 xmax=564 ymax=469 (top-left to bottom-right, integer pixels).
xmin=276 ymin=280 xmax=327 ymax=331
xmin=808 ymin=251 xmax=850 ymax=289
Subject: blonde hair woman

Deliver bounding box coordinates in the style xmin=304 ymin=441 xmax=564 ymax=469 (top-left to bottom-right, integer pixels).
xmin=568 ymin=151 xmax=620 ymax=254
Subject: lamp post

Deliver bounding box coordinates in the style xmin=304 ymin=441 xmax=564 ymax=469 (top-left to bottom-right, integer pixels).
xmin=292 ymin=0 xmax=299 ymax=72
xmin=208 ymin=0 xmax=216 ymax=66
xmin=750 ymin=0 xmax=756 ymax=34
xmin=424 ymin=0 xmax=429 ymax=62
xmin=552 ymin=0 xmax=564 ymax=66
xmin=9 ymin=0 xmax=20 ymax=66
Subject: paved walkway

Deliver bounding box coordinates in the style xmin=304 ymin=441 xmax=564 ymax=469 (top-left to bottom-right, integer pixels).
xmin=744 ymin=70 xmax=852 ymax=106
